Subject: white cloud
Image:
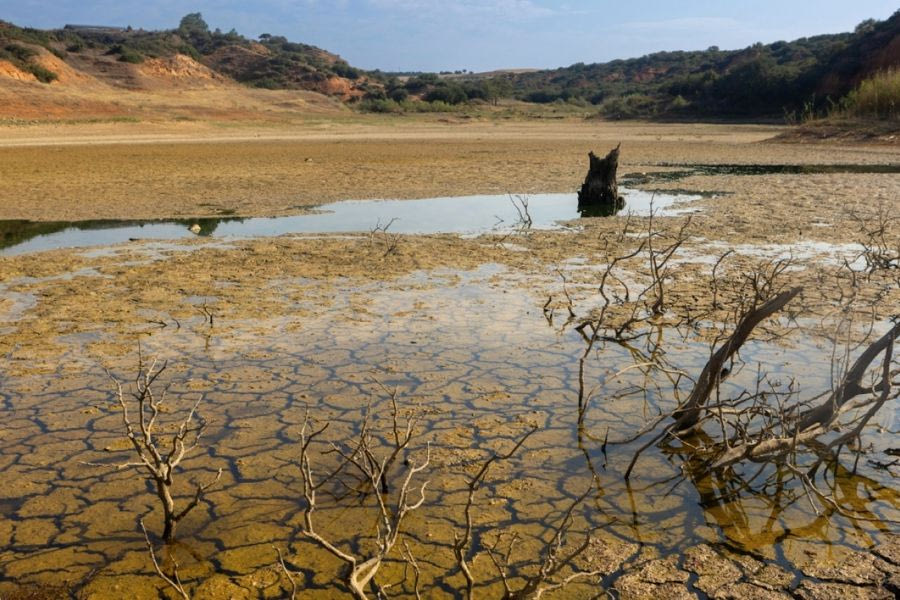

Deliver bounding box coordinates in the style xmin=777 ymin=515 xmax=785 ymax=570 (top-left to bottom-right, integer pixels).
xmin=613 ymin=16 xmax=801 ymax=54
xmin=367 ymin=0 xmax=554 ymax=19
xmin=620 ymin=16 xmax=743 ymax=33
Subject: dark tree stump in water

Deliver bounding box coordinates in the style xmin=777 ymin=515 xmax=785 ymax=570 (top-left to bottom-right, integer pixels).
xmin=578 ymin=144 xmax=624 ymax=216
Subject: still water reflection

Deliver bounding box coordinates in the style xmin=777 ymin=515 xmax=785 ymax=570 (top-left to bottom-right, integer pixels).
xmin=0 ymin=188 xmax=698 ymax=255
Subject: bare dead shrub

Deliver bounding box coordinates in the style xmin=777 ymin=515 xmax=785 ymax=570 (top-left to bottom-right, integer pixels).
xmin=296 ymin=395 xmax=429 ymax=599
xmin=87 ymin=353 xmax=221 ymax=543
xmin=370 ymin=217 xmax=403 ymax=257
xmin=553 ymin=204 xmax=899 ymax=525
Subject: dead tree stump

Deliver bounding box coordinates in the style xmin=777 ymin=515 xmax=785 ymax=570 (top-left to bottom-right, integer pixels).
xmin=577 ymin=145 xmax=625 ymax=216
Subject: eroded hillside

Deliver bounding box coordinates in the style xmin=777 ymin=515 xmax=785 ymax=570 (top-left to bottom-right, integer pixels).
xmin=0 ymin=15 xmax=373 ymax=120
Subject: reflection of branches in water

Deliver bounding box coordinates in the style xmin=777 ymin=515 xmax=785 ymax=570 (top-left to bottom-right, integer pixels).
xmin=577 ymin=322 xmax=692 ymax=445
xmin=657 ymin=435 xmax=900 ymax=553
xmin=484 ymin=484 xmax=604 ymax=600
xmin=847 ymin=200 xmax=900 ymax=274
xmin=586 ymin=319 xmax=898 ymax=558
xmin=542 ymin=268 xmax=578 ymax=332
xmin=614 ymin=316 xmax=898 ymax=507
xmin=452 ymin=427 xmax=605 ymax=600
xmin=454 ymin=428 xmax=536 ymax=598
xmin=589 ymin=254 xmax=898 ymax=475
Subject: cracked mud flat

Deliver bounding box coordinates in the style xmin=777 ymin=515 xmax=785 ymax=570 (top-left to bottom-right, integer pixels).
xmin=0 ymin=120 xmax=898 ymax=598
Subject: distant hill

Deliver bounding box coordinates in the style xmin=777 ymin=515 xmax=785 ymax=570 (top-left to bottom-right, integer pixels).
xmin=0 ymin=13 xmax=379 ymax=99
xmin=476 ymin=9 xmax=900 ymax=119
xmin=1 ymin=10 xmax=898 ymax=122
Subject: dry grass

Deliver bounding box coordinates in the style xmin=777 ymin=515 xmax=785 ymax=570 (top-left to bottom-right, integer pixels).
xmin=840 ymin=68 xmax=900 ymax=121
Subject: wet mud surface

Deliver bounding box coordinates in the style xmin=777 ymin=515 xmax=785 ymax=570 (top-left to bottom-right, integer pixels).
xmin=0 ymin=120 xmax=898 ymax=598
xmin=1 ymin=258 xmax=898 ymax=598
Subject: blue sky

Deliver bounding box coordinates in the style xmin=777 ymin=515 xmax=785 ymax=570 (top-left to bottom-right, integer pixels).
xmin=1 ymin=1 xmax=897 ymax=71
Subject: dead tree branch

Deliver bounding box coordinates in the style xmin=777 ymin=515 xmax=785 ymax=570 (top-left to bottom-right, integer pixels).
xmin=453 ymin=427 xmax=537 ymax=599
xmin=485 ymin=485 xmax=603 ymax=600
xmin=643 ymin=208 xmax=692 ymax=316
xmin=450 ymin=427 xmax=602 ymax=598
xmin=274 ymin=546 xmax=299 ymax=600
xmin=370 ymin=218 xmax=402 ymax=257
xmin=848 ymin=202 xmax=900 ymax=274
xmin=298 ymin=400 xmax=430 ymax=600
xmin=672 ymin=287 xmax=803 ymax=433
xmin=710 ymin=321 xmax=898 ymax=470
xmin=509 ymin=194 xmax=533 ymax=232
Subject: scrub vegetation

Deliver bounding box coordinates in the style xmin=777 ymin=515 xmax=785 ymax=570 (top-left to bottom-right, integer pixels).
xmin=1 ymin=9 xmax=897 ymax=121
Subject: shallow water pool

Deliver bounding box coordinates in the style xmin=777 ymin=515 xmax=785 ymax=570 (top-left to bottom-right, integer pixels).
xmin=0 ymin=188 xmax=699 ymax=256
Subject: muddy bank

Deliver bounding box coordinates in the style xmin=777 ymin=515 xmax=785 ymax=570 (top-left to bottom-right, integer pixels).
xmin=774 ymin=118 xmax=900 ymax=144
xmin=0 ymin=119 xmax=897 ymax=222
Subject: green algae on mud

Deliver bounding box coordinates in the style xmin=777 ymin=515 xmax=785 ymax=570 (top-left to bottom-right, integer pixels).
xmin=623 ymin=162 xmax=900 ymax=183
xmin=0 ymin=264 xmax=896 ymax=598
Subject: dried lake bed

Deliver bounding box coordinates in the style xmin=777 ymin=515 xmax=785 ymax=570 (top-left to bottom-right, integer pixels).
xmin=0 ymin=120 xmax=898 ymax=598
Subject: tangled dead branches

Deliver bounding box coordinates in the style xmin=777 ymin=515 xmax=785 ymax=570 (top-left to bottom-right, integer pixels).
xmin=297 ymin=395 xmax=429 ymax=599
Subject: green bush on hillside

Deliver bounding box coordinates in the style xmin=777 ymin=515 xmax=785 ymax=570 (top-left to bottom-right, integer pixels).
xmin=26 ymin=63 xmax=57 ymax=82
xmin=3 ymin=42 xmax=36 ymax=61
xmin=597 ymin=94 xmax=659 ymax=119
xmin=117 ymin=48 xmax=144 ymax=63
xmin=106 ymin=44 xmax=144 ymax=63
xmin=359 ymin=98 xmax=403 ymax=113
xmin=357 ymin=98 xmax=460 ymax=114
xmin=252 ymin=78 xmax=281 ymax=89
xmin=331 ymin=61 xmax=361 ymax=80
xmin=388 ymin=87 xmax=408 ymax=102
xmin=469 ymin=10 xmax=900 ymax=119
xmin=424 ymin=83 xmax=468 ymax=104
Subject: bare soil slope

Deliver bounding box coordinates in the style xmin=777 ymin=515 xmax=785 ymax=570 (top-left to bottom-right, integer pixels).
xmin=0 ymin=42 xmax=348 ymax=121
